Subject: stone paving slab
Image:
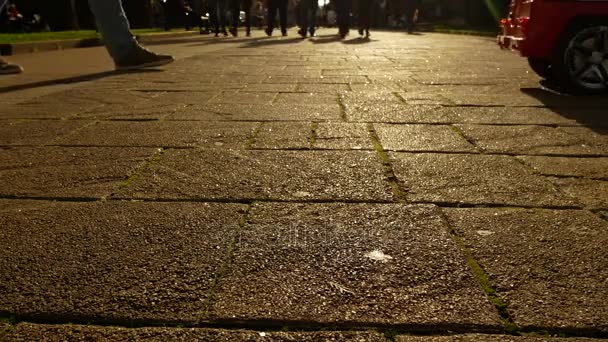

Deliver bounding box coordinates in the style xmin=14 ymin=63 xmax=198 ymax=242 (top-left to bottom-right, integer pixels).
xmin=117 ymin=149 xmax=393 ymax=202
xmin=77 ymin=102 xmax=188 ymax=120
xmin=253 ymin=122 xmax=311 ymax=150
xmin=167 ymin=103 xmax=342 ymax=121
xmin=0 ymin=120 xmax=90 ymax=146
xmin=274 ymin=92 xmax=338 ymax=106
xmin=207 ymin=203 xmax=501 ymax=328
xmin=314 ymin=122 xmax=372 ymax=150
xmin=374 ymin=124 xmax=477 ymax=153
xmin=0 ymin=147 xmax=157 ymax=198
xmin=209 ymin=91 xmax=277 ymax=105
xmin=443 ymin=208 xmax=608 ymax=332
xmin=456 ymin=125 xmax=603 ymax=156
xmin=6 ymin=323 xmax=386 ymax=341
xmin=389 ymin=153 xmax=578 ymax=207
xmin=445 ymin=107 xmax=579 ymax=126
xmin=53 ymin=121 xmax=258 ymax=149
xmin=547 ymin=177 xmax=608 ymax=210
xmin=559 ymin=127 xmax=608 ymax=151
xmin=517 ymin=156 xmax=608 ymax=179
xmin=0 ymin=200 xmax=244 ymax=323
xmin=346 ymin=104 xmax=453 ymax=124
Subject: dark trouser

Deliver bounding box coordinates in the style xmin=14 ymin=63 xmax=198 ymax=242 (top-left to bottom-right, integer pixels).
xmin=357 ymin=0 xmax=373 ymax=31
xmin=209 ymin=0 xmax=227 ymax=33
xmin=299 ymin=0 xmax=317 ymax=33
xmin=335 ymin=0 xmax=351 ymax=35
xmin=231 ymin=0 xmax=252 ymax=33
xmin=404 ymin=0 xmax=421 ymax=32
xmin=267 ymin=0 xmax=288 ymax=33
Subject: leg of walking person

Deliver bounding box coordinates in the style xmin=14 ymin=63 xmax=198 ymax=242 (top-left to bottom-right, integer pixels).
xmin=0 ymin=57 xmax=23 ymax=75
xmin=297 ymin=0 xmax=308 ymax=37
xmin=357 ymin=0 xmax=371 ymax=37
xmin=266 ymin=0 xmax=278 ymax=35
xmin=230 ymin=0 xmax=240 ymax=36
xmin=243 ymin=0 xmax=252 ymax=36
xmin=307 ymin=0 xmax=318 ymax=36
xmin=335 ymin=0 xmax=351 ymax=38
xmin=278 ymin=0 xmax=288 ymax=36
xmin=87 ymin=0 xmax=173 ymax=70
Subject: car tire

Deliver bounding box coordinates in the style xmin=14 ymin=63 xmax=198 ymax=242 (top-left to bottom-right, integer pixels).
xmin=551 ymin=22 xmax=608 ymax=94
xmin=527 ymin=57 xmax=553 ymax=79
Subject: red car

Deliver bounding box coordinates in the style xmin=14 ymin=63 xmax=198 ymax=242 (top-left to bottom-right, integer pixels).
xmin=498 ymin=0 xmax=608 ymax=93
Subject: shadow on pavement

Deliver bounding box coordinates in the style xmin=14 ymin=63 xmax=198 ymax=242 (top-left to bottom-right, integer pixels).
xmin=310 ymin=35 xmax=344 ymax=44
xmin=238 ymin=37 xmax=303 ymax=48
xmin=342 ymin=37 xmax=374 ymax=44
xmin=0 ymin=69 xmax=163 ymax=94
xmin=521 ymin=87 xmax=608 ymax=132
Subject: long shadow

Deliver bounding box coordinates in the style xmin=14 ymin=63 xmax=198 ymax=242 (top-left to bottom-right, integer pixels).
xmin=185 ymin=36 xmax=273 ymax=47
xmin=521 ymin=87 xmax=608 ymax=132
xmin=310 ymin=35 xmax=344 ymax=44
xmin=341 ymin=36 xmax=374 ymax=44
xmin=0 ymin=69 xmax=162 ymax=94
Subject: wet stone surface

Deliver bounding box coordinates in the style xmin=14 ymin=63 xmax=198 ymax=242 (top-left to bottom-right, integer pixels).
xmin=0 ymin=147 xmax=157 ymax=198
xmin=0 ymin=200 xmax=244 ymax=323
xmin=6 ymin=323 xmax=387 ymax=341
xmin=443 ymin=208 xmax=608 ymax=332
xmin=390 ymin=153 xmax=577 ymax=207
xmin=207 ymin=203 xmax=501 ymax=328
xmin=118 ymin=149 xmax=393 ymax=202
xmin=53 ymin=121 xmax=258 ymax=149
xmin=374 ymin=124 xmax=477 ymax=152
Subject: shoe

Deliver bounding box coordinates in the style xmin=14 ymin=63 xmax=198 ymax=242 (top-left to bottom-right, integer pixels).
xmin=365 ymin=29 xmax=370 ymax=38
xmin=265 ymin=28 xmax=272 ymax=36
xmin=0 ymin=60 xmax=23 ymax=75
xmin=223 ymin=29 xmax=229 ymax=36
xmin=281 ymin=29 xmax=287 ymax=37
xmin=115 ymin=45 xmax=174 ymax=71
xmin=246 ymin=30 xmax=251 ymax=37
xmin=358 ymin=28 xmax=364 ymax=36
xmin=309 ymin=29 xmax=315 ymax=37
xmin=229 ymin=27 xmax=238 ymax=37
xmin=298 ymin=28 xmax=306 ymax=38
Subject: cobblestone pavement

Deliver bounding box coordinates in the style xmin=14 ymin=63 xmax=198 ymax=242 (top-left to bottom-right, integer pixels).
xmin=1 ymin=29 xmax=607 ymax=341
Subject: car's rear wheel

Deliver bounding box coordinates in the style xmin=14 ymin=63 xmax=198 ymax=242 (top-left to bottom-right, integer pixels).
xmin=552 ymin=23 xmax=608 ymax=94
xmin=527 ymin=57 xmax=552 ymax=79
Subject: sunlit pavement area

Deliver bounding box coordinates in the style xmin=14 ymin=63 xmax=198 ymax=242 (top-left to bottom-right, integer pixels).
xmin=1 ymin=28 xmax=607 ymax=340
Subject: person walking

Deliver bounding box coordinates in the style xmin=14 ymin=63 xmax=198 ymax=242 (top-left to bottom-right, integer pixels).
xmin=356 ymin=0 xmax=373 ymax=38
xmin=265 ymin=0 xmax=288 ymax=36
xmin=404 ymin=0 xmax=421 ymax=34
xmin=229 ymin=0 xmax=253 ymax=36
xmin=335 ymin=0 xmax=351 ymax=38
xmin=297 ymin=0 xmax=317 ymax=37
xmin=209 ymin=0 xmax=229 ymax=36
xmin=87 ymin=0 xmax=174 ymax=69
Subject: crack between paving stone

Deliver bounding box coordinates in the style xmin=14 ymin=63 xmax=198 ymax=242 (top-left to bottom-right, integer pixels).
xmin=309 ymin=121 xmax=318 ymax=148
xmin=437 ymin=210 xmax=519 ymax=335
xmin=448 ymin=125 xmax=484 ymax=154
xmin=197 ymin=203 xmax=253 ymax=323
xmin=366 ymin=123 xmax=408 ymax=202
xmin=245 ymin=122 xmax=263 ymax=149
xmin=110 ymin=148 xmax=165 ymax=196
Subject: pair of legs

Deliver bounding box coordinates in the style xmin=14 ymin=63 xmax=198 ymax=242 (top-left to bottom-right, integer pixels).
xmin=209 ymin=0 xmax=228 ymax=36
xmin=230 ymin=0 xmax=252 ymax=36
xmin=1 ymin=0 xmax=173 ymax=74
xmin=335 ymin=0 xmax=351 ymax=38
xmin=298 ymin=0 xmax=317 ymax=37
xmin=357 ymin=0 xmax=373 ymax=37
xmin=404 ymin=0 xmax=421 ymax=33
xmin=266 ymin=0 xmax=288 ymax=36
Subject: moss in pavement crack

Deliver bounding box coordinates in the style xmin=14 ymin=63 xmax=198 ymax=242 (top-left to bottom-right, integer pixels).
xmin=116 ymin=148 xmax=164 ymax=192
xmin=367 ymin=123 xmax=407 ymax=202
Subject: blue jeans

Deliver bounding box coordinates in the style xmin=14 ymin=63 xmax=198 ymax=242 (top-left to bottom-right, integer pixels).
xmin=88 ymin=0 xmax=137 ymax=62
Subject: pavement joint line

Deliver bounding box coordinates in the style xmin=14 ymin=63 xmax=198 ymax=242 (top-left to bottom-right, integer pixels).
xmin=437 ymin=210 xmax=519 ymax=335
xmin=366 ymin=123 xmax=408 ymax=203
xmin=448 ymin=124 xmax=484 ymax=154
xmin=309 ymin=121 xmax=318 ymax=148
xmin=0 ymin=196 xmax=590 ymax=211
xmin=244 ymin=122 xmax=263 ymax=150
xmin=197 ymin=203 xmax=253 ymax=323
xmin=112 ymin=148 xmax=165 ymax=195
